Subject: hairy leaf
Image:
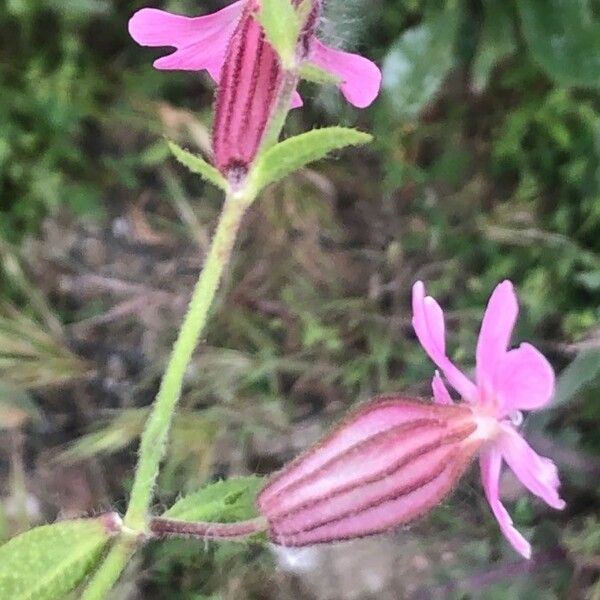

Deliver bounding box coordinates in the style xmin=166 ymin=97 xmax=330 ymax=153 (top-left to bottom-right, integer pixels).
xmin=164 ymin=477 xmax=264 ymax=523
xmin=300 ymin=63 xmax=342 ymax=85
xmin=167 ymin=142 xmax=227 ymax=191
xmin=250 ymin=127 xmax=372 ymax=194
xmin=551 ymin=348 xmax=600 ymax=409
xmin=0 ymin=518 xmax=114 ymax=600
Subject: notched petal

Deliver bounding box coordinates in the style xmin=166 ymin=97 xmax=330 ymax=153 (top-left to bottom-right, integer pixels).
xmin=493 ymin=343 xmax=555 ymax=414
xmin=498 ymin=426 xmax=565 ymax=510
xmin=310 ymin=40 xmax=382 ymax=108
xmin=475 ymin=280 xmax=518 ymax=387
xmin=480 ymin=450 xmax=532 ymax=559
xmin=128 ymin=3 xmax=243 ymax=74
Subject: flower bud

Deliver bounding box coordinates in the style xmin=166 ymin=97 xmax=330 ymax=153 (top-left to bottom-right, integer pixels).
xmin=212 ymin=0 xmax=322 ymax=186
xmin=212 ymin=0 xmax=279 ymax=183
xmin=258 ymin=396 xmax=481 ymax=546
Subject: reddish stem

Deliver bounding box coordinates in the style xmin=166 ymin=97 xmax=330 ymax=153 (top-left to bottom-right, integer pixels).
xmin=149 ymin=516 xmax=267 ymax=540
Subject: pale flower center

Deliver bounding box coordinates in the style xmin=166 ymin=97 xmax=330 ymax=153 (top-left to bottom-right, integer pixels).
xmin=466 ymin=388 xmax=524 ymax=442
xmin=471 ymin=411 xmax=502 ymax=442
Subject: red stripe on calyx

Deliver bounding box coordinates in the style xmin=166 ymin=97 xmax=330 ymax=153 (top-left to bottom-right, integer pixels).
xmin=268 ymin=439 xmax=481 ymax=546
xmin=296 ymin=0 xmax=321 ymax=60
xmin=258 ymin=397 xmax=481 ymax=546
xmin=259 ymin=396 xmax=474 ymax=506
xmin=261 ymin=418 xmax=476 ymax=516
xmin=212 ymin=1 xmax=284 ymax=184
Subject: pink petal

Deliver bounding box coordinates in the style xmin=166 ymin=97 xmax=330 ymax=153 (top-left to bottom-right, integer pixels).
xmin=480 ymin=449 xmax=532 ymax=559
xmin=258 ymin=397 xmax=473 ymax=510
xmin=291 ymin=91 xmax=303 ymax=109
xmin=476 ymin=280 xmax=518 ymax=388
xmin=128 ymin=4 xmax=243 ymax=74
xmin=412 ymin=281 xmax=478 ymax=401
xmin=310 ymin=40 xmax=381 ymax=108
xmin=492 ymin=343 xmax=555 ymax=414
xmin=498 ymin=425 xmax=566 ymax=510
xmin=432 ymin=372 xmax=453 ymax=405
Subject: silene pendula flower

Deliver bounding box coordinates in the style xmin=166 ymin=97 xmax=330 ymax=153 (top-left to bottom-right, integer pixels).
xmin=210 ymin=0 xmax=314 ymax=181
xmin=257 ymin=280 xmax=565 ymax=558
xmin=128 ymin=1 xmax=381 ymax=109
xmin=411 ymin=280 xmax=565 ymax=558
xmin=129 ymin=1 xmax=381 ymax=182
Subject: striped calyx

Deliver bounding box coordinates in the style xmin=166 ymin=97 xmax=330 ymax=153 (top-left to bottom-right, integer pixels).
xmin=212 ymin=0 xmax=321 ymax=185
xmin=212 ymin=0 xmax=281 ymax=183
xmin=296 ymin=0 xmax=321 ymax=61
xmin=258 ymin=396 xmax=481 ymax=546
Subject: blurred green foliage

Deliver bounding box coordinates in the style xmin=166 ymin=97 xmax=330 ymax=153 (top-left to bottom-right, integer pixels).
xmin=0 ymin=0 xmax=187 ymax=238
xmin=0 ymin=0 xmax=599 ymax=598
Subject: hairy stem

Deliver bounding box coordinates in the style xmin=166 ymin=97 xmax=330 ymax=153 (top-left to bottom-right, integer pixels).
xmin=124 ymin=191 xmax=252 ymax=531
xmin=80 ymin=539 xmax=137 ymax=600
xmin=150 ymin=516 xmax=268 ymax=539
xmin=259 ymin=69 xmax=299 ymax=152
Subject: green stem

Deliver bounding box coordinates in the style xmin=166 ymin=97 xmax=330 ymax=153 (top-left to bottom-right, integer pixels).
xmin=124 ymin=191 xmax=251 ymax=531
xmin=80 ymin=539 xmax=136 ymax=600
xmin=259 ymin=68 xmax=299 ymax=151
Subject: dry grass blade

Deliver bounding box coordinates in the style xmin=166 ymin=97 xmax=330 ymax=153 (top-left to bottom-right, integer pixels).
xmin=58 ymin=408 xmax=219 ymax=466
xmin=0 ymin=238 xmax=63 ymax=338
xmin=0 ymin=302 xmax=92 ymax=389
xmin=0 ymin=382 xmax=41 ymax=430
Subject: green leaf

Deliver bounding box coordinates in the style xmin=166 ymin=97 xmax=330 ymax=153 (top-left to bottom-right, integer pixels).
xmin=250 ymin=127 xmax=372 ymax=194
xmin=518 ymin=0 xmax=600 ymax=88
xmin=256 ymin=0 xmax=299 ymax=66
xmin=472 ymin=0 xmax=516 ymax=92
xmin=164 ymin=477 xmax=264 ymax=523
xmin=0 ymin=518 xmax=114 ymax=600
xmin=382 ymin=5 xmax=459 ymax=120
xmin=550 ymin=348 xmax=600 ymax=409
xmin=167 ymin=142 xmax=227 ymax=191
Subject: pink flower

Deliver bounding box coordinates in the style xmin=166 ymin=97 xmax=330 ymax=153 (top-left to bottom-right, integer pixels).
xmin=128 ymin=1 xmax=381 ymax=109
xmin=412 ymin=280 xmax=565 ymax=559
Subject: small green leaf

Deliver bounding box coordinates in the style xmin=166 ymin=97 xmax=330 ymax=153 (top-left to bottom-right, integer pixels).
xmin=518 ymin=0 xmax=600 ymax=88
xmin=300 ymin=63 xmax=342 ymax=85
xmin=382 ymin=5 xmax=459 ymax=120
xmin=167 ymin=142 xmax=227 ymax=191
xmin=256 ymin=0 xmax=299 ymax=66
xmin=0 ymin=518 xmax=114 ymax=600
xmin=551 ymin=348 xmax=600 ymax=409
xmin=164 ymin=477 xmax=264 ymax=523
xmin=472 ymin=0 xmax=516 ymax=92
xmin=250 ymin=127 xmax=372 ymax=193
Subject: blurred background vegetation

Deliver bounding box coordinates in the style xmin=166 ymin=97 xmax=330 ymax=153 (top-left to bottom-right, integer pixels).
xmin=1 ymin=0 xmax=599 ymax=598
